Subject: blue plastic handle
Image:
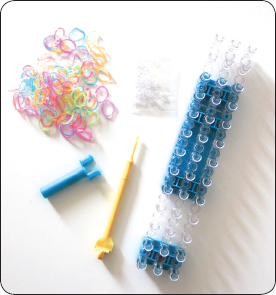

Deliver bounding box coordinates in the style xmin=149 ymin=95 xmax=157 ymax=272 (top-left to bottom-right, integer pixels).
xmin=40 ymin=155 xmax=101 ymax=198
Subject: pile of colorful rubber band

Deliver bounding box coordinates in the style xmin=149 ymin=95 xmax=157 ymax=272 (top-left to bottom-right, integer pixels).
xmin=12 ymin=27 xmax=115 ymax=141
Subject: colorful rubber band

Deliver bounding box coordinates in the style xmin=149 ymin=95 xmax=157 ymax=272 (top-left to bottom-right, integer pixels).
xmin=59 ymin=39 xmax=76 ymax=53
xmin=39 ymin=117 xmax=54 ymax=131
xmin=12 ymin=27 xmax=115 ymax=141
xmin=100 ymin=99 xmax=115 ymax=119
xmin=60 ymin=124 xmax=75 ymax=138
xmin=75 ymin=46 xmax=90 ymax=61
xmin=95 ymin=86 xmax=109 ymax=103
xmin=23 ymin=105 xmax=39 ymax=116
xmin=82 ymin=69 xmax=97 ymax=86
xmin=40 ymin=107 xmax=58 ymax=118
xmin=43 ymin=35 xmax=61 ymax=53
xmin=86 ymin=111 xmax=99 ymax=126
xmin=84 ymin=31 xmax=100 ymax=45
xmin=54 ymin=27 xmax=66 ymax=40
xmin=97 ymin=68 xmax=112 ymax=83
xmin=75 ymin=128 xmax=93 ymax=141
xmin=69 ymin=28 xmax=86 ymax=42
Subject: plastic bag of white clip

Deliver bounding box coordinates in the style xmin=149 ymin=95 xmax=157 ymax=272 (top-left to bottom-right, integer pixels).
xmin=133 ymin=57 xmax=180 ymax=115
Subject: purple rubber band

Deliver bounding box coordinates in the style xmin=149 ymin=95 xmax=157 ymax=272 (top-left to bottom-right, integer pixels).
xmin=100 ymin=99 xmax=115 ymax=119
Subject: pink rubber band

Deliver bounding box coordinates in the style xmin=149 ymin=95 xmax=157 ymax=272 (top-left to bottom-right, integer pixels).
xmin=71 ymin=116 xmax=83 ymax=128
xmin=75 ymin=117 xmax=86 ymax=130
xmin=40 ymin=116 xmax=54 ymax=127
xmin=54 ymin=27 xmax=66 ymax=40
xmin=44 ymin=35 xmax=60 ymax=51
xmin=23 ymin=105 xmax=39 ymax=116
xmin=81 ymin=60 xmax=95 ymax=72
xmin=59 ymin=39 xmax=76 ymax=53
xmin=95 ymin=86 xmax=109 ymax=103
xmin=75 ymin=128 xmax=93 ymax=141
xmin=83 ymin=69 xmax=94 ymax=79
xmin=37 ymin=55 xmax=55 ymax=62
xmin=23 ymin=65 xmax=37 ymax=77
xmin=60 ymin=124 xmax=74 ymax=139
xmin=42 ymin=72 xmax=53 ymax=86
xmin=85 ymin=88 xmax=92 ymax=97
xmin=13 ymin=93 xmax=24 ymax=111
xmin=60 ymin=52 xmax=76 ymax=66
xmin=20 ymin=96 xmax=30 ymax=110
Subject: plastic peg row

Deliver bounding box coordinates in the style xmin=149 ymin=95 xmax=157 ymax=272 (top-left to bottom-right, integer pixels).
xmin=137 ymin=36 xmax=255 ymax=281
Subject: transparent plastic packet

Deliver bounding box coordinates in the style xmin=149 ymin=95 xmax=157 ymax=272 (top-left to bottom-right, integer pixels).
xmin=133 ymin=57 xmax=180 ymax=115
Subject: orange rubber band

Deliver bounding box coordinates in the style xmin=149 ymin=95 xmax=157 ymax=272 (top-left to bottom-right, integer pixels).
xmin=97 ymin=68 xmax=112 ymax=83
xmin=88 ymin=44 xmax=106 ymax=63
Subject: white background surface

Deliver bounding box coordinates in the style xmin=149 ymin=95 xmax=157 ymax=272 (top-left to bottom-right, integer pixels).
xmin=1 ymin=1 xmax=275 ymax=294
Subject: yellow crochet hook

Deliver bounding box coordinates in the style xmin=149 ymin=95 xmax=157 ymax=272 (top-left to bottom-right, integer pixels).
xmin=95 ymin=136 xmax=139 ymax=259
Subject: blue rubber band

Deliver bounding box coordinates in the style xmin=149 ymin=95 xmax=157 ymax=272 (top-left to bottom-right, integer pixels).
xmin=60 ymin=124 xmax=75 ymax=138
xmin=40 ymin=107 xmax=57 ymax=118
xmin=69 ymin=28 xmax=85 ymax=42
xmin=18 ymin=81 xmax=30 ymax=97
xmin=82 ymin=70 xmax=97 ymax=86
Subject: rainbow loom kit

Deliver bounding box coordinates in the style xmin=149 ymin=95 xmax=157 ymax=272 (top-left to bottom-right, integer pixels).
xmin=11 ymin=29 xmax=256 ymax=282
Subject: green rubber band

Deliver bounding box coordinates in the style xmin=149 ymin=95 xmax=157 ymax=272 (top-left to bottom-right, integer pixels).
xmin=38 ymin=117 xmax=54 ymax=132
xmin=85 ymin=31 xmax=100 ymax=45
xmin=86 ymin=111 xmax=99 ymax=126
